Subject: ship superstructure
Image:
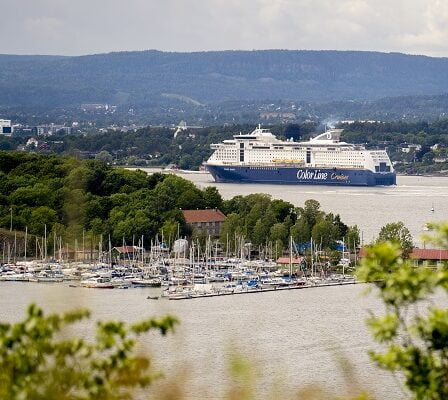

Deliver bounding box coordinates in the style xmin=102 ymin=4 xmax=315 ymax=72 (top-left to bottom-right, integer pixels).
xmin=205 ymin=126 xmax=396 ymax=186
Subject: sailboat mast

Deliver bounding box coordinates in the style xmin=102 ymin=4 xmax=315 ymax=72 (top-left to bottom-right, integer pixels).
xmin=289 ymin=236 xmax=293 ymax=279
xmin=311 ymin=237 xmax=314 ymax=277
xmin=24 ymin=226 xmax=28 ymax=262
xmin=44 ymin=224 xmax=47 ymax=262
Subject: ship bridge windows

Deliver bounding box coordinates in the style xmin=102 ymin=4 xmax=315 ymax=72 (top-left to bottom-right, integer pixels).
xmin=239 ymin=143 xmax=245 ymax=162
xmin=306 ymin=148 xmax=311 ymax=163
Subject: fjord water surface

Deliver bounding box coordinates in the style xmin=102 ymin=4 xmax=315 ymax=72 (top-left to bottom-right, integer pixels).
xmin=0 ymin=282 xmax=405 ymax=399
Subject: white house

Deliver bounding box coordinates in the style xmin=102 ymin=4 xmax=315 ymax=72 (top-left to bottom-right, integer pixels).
xmin=0 ymin=119 xmax=12 ymax=135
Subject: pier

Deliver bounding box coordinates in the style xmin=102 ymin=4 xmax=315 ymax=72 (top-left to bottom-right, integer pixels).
xmin=165 ymin=279 xmax=358 ymax=300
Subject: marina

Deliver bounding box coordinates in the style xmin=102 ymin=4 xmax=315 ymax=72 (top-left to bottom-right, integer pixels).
xmin=0 ymin=255 xmax=357 ymax=299
xmin=161 ymin=278 xmax=357 ymax=300
xmin=1 ymin=233 xmax=358 ymax=299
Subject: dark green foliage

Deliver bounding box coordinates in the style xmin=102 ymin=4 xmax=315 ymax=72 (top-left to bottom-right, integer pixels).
xmin=0 ymin=152 xmax=223 ymax=246
xmin=312 ymin=220 xmax=339 ymax=250
xmin=203 ymin=186 xmax=223 ymax=209
xmin=377 ymin=221 xmax=414 ymax=259
xmin=220 ymin=195 xmax=349 ymax=253
xmin=0 ymin=304 xmax=177 ymax=400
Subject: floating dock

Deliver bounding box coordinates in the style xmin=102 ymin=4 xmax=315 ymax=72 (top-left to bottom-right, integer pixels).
xmin=166 ymin=280 xmax=358 ymax=300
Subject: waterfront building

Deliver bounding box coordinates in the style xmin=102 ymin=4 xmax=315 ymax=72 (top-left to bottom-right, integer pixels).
xmin=410 ymin=249 xmax=448 ymax=268
xmin=276 ymin=256 xmax=304 ymax=269
xmin=359 ymin=247 xmax=448 ymax=268
xmin=0 ymin=119 xmax=12 ymax=135
xmin=112 ymin=246 xmax=144 ymax=261
xmin=182 ymin=209 xmax=226 ymax=237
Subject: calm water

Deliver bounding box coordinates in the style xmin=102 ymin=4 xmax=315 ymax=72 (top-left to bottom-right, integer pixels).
xmin=147 ymin=171 xmax=448 ymax=247
xmin=1 ymin=282 xmax=406 ymax=399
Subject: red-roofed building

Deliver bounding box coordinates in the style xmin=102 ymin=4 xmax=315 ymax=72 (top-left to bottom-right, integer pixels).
xmin=182 ymin=209 xmax=226 ymax=237
xmin=358 ymin=247 xmax=448 ymax=268
xmin=411 ymin=248 xmax=448 ymax=267
xmin=276 ymin=256 xmax=304 ymax=267
xmin=112 ymin=246 xmax=143 ymax=260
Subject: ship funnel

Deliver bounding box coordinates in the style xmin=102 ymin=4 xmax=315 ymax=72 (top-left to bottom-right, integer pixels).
xmin=310 ymin=129 xmax=343 ymax=142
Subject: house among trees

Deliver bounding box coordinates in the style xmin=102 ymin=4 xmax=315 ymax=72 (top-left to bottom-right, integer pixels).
xmin=60 ymin=246 xmax=99 ymax=262
xmin=276 ymin=256 xmax=304 ymax=269
xmin=182 ymin=209 xmax=226 ymax=237
xmin=359 ymin=247 xmax=448 ymax=268
xmin=112 ymin=246 xmax=143 ymax=261
xmin=410 ymin=248 xmax=448 ymax=268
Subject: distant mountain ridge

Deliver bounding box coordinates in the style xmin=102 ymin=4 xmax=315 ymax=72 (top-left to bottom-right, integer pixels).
xmin=1 ymin=50 xmax=448 ymax=108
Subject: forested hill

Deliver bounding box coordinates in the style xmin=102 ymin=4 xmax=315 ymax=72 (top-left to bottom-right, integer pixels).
xmin=1 ymin=50 xmax=448 ymax=108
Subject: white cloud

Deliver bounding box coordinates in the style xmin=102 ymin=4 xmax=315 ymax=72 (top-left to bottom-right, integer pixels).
xmin=1 ymin=0 xmax=448 ymax=56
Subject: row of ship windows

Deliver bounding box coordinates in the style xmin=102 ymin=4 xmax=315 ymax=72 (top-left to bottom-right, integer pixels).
xmin=218 ymin=154 xmax=364 ymax=159
xmin=219 ymin=148 xmax=364 ymax=153
xmin=216 ymin=157 xmax=365 ymax=163
xmin=220 ymin=147 xmax=365 ymax=154
xmin=217 ymin=153 xmax=367 ymax=160
xmin=218 ymin=156 xmax=365 ymax=161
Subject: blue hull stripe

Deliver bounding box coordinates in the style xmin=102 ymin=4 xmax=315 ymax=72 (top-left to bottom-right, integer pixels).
xmin=206 ymin=165 xmax=396 ymax=186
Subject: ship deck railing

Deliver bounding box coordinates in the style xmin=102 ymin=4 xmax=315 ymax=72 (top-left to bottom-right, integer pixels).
xmin=237 ymin=162 xmax=306 ymax=167
xmin=220 ymin=163 xmax=366 ymax=169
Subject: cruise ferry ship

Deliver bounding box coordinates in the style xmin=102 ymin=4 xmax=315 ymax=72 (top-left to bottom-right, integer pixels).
xmin=205 ymin=126 xmax=396 ymax=186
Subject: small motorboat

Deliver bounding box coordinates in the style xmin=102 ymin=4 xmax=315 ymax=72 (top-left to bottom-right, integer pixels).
xmin=147 ymin=296 xmax=159 ymax=300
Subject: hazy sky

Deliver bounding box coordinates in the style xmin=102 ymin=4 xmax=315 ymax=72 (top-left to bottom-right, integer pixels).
xmin=2 ymin=0 xmax=448 ymax=57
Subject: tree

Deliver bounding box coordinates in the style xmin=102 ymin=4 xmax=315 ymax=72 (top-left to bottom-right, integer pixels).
xmin=95 ymin=150 xmax=113 ymax=164
xmin=377 ymin=221 xmax=413 ymax=258
xmin=272 ymin=239 xmax=284 ymax=260
xmin=290 ymin=219 xmax=311 ymax=244
xmin=311 ymin=220 xmax=338 ymax=249
xmin=159 ymin=219 xmax=179 ymax=243
xmin=357 ymin=222 xmax=448 ymax=400
xmin=268 ymin=199 xmax=295 ymax=222
xmin=0 ymin=304 xmax=177 ymax=400
xmin=176 ymin=189 xmax=205 ymax=210
xmin=422 ymin=151 xmax=435 ymax=164
xmin=28 ymin=206 xmax=58 ymax=235
xmin=220 ymin=213 xmax=243 ymax=252
xmin=345 ymin=225 xmax=360 ymax=249
xmin=283 ymin=124 xmax=302 ymax=141
xmin=298 ymin=199 xmax=323 ymax=229
xmin=269 ymin=223 xmax=288 ymax=247
xmin=252 ymin=218 xmax=270 ymax=246
xmin=332 ymin=214 xmax=348 ymax=239
xmin=0 ymin=140 xmax=11 ymax=151
xmin=178 ymin=155 xmax=193 ymax=170
xmin=202 ymin=186 xmax=223 ymax=210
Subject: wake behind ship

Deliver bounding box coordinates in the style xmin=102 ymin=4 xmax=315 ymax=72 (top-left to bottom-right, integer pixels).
xmin=205 ymin=126 xmax=396 ymax=186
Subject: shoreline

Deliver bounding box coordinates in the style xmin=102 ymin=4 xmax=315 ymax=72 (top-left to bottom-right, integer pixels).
xmin=123 ymin=165 xmax=448 ymax=179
